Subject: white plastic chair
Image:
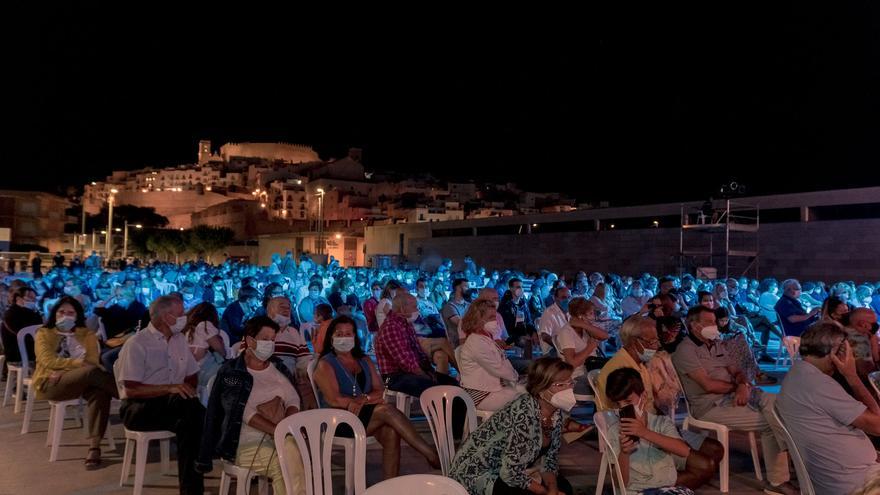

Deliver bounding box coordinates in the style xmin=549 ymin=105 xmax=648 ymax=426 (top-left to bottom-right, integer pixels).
xmin=275 ymin=409 xmax=367 ymax=495
xmin=112 ymin=359 xmax=176 ymax=495
xmin=230 ymin=341 xmax=243 ymax=357
xmin=17 ymin=325 xmax=41 ymax=433
xmin=6 ymin=324 xmax=40 ymax=414
xmin=306 ymin=358 xmax=377 ymax=495
xmin=770 ymin=404 xmax=815 ymax=495
xmin=670 ymin=362 xmax=762 ymax=492
xmin=774 ymin=312 xmax=795 ymax=369
xmin=585 ymin=368 xmax=611 ymax=495
xmin=592 ymin=411 xmax=629 ymax=495
xmin=383 ymin=388 xmax=417 ymax=417
xmin=363 ymin=474 xmax=469 ymax=494
xmin=219 ymin=460 xmax=270 ymax=495
xmin=46 ymin=397 xmax=117 ymax=461
xmin=419 ymin=385 xmax=478 ymax=476
xmin=586 ymin=368 xmax=606 ymax=410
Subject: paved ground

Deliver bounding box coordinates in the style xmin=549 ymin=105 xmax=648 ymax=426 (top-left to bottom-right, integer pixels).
xmin=0 ymin=395 xmax=783 ymax=495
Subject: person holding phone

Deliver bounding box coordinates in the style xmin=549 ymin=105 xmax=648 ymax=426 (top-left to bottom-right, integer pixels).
xmin=604 ymin=368 xmax=717 ymax=494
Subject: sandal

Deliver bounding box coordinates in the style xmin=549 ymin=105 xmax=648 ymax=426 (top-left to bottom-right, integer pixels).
xmin=85 ymin=447 xmax=101 ymax=470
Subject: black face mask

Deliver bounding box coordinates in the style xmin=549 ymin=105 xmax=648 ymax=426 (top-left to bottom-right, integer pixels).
xmin=840 ymin=313 xmax=852 ymax=327
xmin=872 ymin=322 xmax=879 ymax=333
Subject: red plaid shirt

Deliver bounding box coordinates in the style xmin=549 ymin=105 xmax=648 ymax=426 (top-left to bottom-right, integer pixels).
xmin=375 ymin=311 xmax=429 ymax=375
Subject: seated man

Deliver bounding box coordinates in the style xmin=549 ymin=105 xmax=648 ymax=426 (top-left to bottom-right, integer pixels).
xmin=94 ymin=287 xmax=149 ymax=373
xmin=414 ymin=277 xmax=456 ymax=375
xmin=777 ymin=322 xmax=880 ymax=494
xmin=596 ymin=316 xmax=659 ymax=411
xmin=220 ymin=286 xmax=259 ymax=343
xmin=672 ymin=306 xmax=796 ymax=495
xmin=538 ymin=286 xmax=571 ymax=355
xmin=498 ymin=278 xmax=539 ymax=359
xmin=605 ymin=368 xmax=718 ymax=493
xmin=843 ymin=308 xmax=880 ymax=382
xmin=116 ymin=295 xmax=205 ymax=495
xmin=267 ymin=296 xmax=316 ymax=410
xmin=774 ymin=279 xmax=820 ymax=337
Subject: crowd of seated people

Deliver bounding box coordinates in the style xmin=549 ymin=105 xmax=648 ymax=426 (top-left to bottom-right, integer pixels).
xmin=0 ymin=252 xmax=878 ymax=494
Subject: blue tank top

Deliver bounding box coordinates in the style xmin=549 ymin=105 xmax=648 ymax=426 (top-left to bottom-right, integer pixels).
xmin=318 ymin=354 xmax=373 ymax=407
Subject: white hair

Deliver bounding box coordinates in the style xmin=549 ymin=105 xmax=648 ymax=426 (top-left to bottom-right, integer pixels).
xmin=149 ymin=295 xmax=181 ymax=323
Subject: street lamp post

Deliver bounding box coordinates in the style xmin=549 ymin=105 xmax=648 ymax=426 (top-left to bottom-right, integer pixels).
xmin=105 ymin=188 xmax=118 ymax=261
xmin=316 ymin=188 xmax=325 ymax=256
xmin=123 ymin=222 xmax=143 ymax=259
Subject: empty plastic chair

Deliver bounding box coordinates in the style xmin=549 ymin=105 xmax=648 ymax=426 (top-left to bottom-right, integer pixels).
xmin=419 ymin=385 xmax=478 ymax=475
xmin=770 ymin=404 xmax=815 ymax=495
xmin=592 ymin=411 xmax=630 ymax=495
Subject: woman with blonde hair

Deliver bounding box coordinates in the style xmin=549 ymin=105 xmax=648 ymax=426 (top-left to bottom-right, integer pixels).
xmin=458 ymin=299 xmax=525 ymax=411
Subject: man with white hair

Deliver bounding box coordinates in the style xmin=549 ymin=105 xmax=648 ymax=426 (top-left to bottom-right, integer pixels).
xmin=117 ymin=295 xmax=204 ymax=495
xmin=774 ymin=279 xmax=820 ymax=337
xmin=538 ymin=286 xmax=571 ymax=354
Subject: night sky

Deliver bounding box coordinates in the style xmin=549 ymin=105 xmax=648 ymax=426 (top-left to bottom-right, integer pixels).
xmin=4 ymin=4 xmax=879 ymax=205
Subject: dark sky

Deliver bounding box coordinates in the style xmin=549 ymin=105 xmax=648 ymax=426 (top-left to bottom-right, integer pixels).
xmin=4 ymin=4 xmax=880 ymax=205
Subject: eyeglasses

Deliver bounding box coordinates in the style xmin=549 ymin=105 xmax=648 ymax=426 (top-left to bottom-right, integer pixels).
xmin=638 ymin=337 xmax=661 ymax=347
xmin=551 ymin=379 xmax=575 ymax=388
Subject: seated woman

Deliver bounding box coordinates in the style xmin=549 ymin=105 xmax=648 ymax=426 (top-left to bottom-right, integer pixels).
xmin=33 ymin=296 xmax=118 ymax=469
xmin=458 ymin=299 xmax=524 ymax=411
xmin=2 ymin=286 xmax=42 ymax=366
xmin=555 ymin=297 xmax=609 ymax=396
xmin=450 ymin=357 xmax=576 ymax=495
xmin=590 ymin=283 xmax=623 ymax=343
xmin=183 ymin=302 xmax=227 ymax=388
xmin=313 ymin=315 xmax=440 ymax=479
xmin=820 ymin=296 xmax=849 ymax=327
xmin=605 ymin=368 xmax=717 ymax=494
xmin=197 ymin=316 xmax=305 ymax=495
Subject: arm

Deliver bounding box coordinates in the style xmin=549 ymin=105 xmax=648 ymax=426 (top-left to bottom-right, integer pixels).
xmin=786 ymin=311 xmax=818 ymax=323
xmin=620 ymin=417 xmax=690 ymax=458
xmin=207 ymin=335 xmax=226 ymax=355
xmin=581 ymin=320 xmax=609 ymax=341
xmin=313 ymin=360 xmax=360 ymax=409
xmin=561 ymin=340 xmax=597 ymax=369
xmin=35 ymin=330 xmax=82 ymax=371
xmin=686 ymin=368 xmax=736 ymax=394
xmin=469 ymin=338 xmax=519 ymax=382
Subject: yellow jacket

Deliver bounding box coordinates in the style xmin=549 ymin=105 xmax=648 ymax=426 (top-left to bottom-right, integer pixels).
xmin=33 ymin=326 xmax=100 ymax=399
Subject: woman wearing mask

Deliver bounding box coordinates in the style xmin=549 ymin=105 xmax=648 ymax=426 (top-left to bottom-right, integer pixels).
xmin=374 ymin=279 xmax=401 ymax=329
xmin=197 ymin=316 xmax=306 ymax=495
xmin=820 ymin=296 xmax=849 ymax=327
xmin=450 ymin=357 xmax=576 ymax=495
xmin=714 ymin=307 xmax=775 ymax=385
xmin=757 ymin=279 xmax=780 ymax=323
xmin=313 ymin=315 xmax=440 ymax=479
xmin=183 ymin=302 xmax=227 ymax=388
xmin=458 ymin=299 xmax=525 ymax=411
xmin=33 ymin=297 xmax=118 ymax=468
xmin=621 ymin=281 xmax=650 ymax=318
xmin=555 ymin=297 xmax=609 ymax=395
xmin=2 ymin=286 xmax=43 ymax=366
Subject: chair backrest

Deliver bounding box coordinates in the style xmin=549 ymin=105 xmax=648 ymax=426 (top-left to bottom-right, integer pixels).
xmin=274 ymin=409 xmax=366 ymax=495
xmin=17 ymin=324 xmax=41 ymax=377
xmin=218 ymin=329 xmax=231 ymax=357
xmin=230 ymin=341 xmax=243 ymax=357
xmin=419 ymin=385 xmax=478 ymax=476
xmin=586 ymin=368 xmax=605 ymax=409
xmin=770 ymin=404 xmax=815 ymax=495
xmin=869 ymin=371 xmax=880 ymax=399
xmin=775 ymin=311 xmax=788 ymax=336
xmin=306 ymin=358 xmax=321 ymax=406
xmin=592 ymin=411 xmax=629 ymax=495
xmin=363 ymin=474 xmax=469 ymax=495
xmin=666 ymin=360 xmax=693 ymax=417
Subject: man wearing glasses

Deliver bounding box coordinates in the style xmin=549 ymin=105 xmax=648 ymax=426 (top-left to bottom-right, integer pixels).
xmin=777 ymin=322 xmax=880 ymax=495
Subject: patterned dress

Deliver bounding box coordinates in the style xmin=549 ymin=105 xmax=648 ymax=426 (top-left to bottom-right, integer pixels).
xmin=449 ymin=393 xmax=562 ymax=495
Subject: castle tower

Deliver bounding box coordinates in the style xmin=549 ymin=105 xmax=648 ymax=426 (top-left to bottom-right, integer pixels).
xmin=198 ymin=140 xmax=212 ymax=164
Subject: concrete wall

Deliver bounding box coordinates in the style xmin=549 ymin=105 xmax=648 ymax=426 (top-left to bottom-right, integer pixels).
xmin=404 ymin=218 xmax=880 ymax=282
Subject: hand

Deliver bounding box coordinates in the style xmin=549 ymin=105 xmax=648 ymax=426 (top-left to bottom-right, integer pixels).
xmin=810 ymin=308 xmax=821 ymax=316
xmin=167 ymin=383 xmax=197 ymax=399
xmin=619 ymin=435 xmax=638 ymax=455
xmin=735 ymin=383 xmax=750 ymax=406
xmin=619 ymin=417 xmax=649 ymax=439
xmin=831 ymin=340 xmax=858 ymax=379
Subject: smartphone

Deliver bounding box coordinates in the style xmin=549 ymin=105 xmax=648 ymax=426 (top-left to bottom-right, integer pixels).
xmin=619 ymin=404 xmax=639 ymax=446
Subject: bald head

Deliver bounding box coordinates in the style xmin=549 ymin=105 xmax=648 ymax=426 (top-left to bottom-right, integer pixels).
xmin=849 ymin=308 xmax=878 ymax=334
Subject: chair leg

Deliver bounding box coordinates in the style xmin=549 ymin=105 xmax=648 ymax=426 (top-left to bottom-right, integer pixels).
xmin=718 ymin=430 xmax=730 ymax=493
xmin=218 ymin=471 xmax=230 ymax=495
xmin=133 ymin=438 xmax=149 ymax=495
xmin=595 ymin=454 xmax=607 ymax=495
xmin=120 ymin=438 xmax=133 ymax=486
xmin=46 ymin=403 xmax=57 ymax=447
xmin=748 ymin=432 xmax=763 ymax=481
xmin=2 ymin=368 xmax=15 ymax=407
xmin=344 ymin=441 xmax=354 ymax=495
xmin=160 ymin=438 xmax=171 ymax=475
xmin=49 ymin=404 xmax=66 ymax=462
xmin=235 ymin=473 xmax=249 ymax=495
xmin=20 ymin=385 xmax=35 ymax=434
xmin=258 ymin=477 xmax=269 ymax=495
xmin=13 ymin=372 xmax=24 ymax=413
xmin=104 ymin=423 xmax=117 ymax=452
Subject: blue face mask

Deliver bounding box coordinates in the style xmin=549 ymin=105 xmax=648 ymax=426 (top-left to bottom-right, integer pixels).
xmin=558 ymin=299 xmax=570 ymax=313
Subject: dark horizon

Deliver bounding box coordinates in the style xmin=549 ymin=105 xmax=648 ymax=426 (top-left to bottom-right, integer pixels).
xmin=4 ymin=4 xmax=880 ymax=205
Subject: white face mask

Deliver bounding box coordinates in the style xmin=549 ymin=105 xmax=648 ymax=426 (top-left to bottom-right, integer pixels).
xmin=545 ymin=388 xmax=577 ymax=412
xmin=56 ymin=316 xmax=75 ymax=332
xmin=700 ymin=325 xmax=721 ymax=341
xmin=639 ymin=348 xmax=656 ymax=363
xmin=169 ymin=315 xmax=187 ymax=334
xmin=273 ymin=314 xmax=291 ymax=328
xmin=333 ymin=336 xmax=355 ymax=353
xmin=483 ymin=320 xmax=499 ymax=334
xmin=250 ymin=339 xmax=275 ymax=361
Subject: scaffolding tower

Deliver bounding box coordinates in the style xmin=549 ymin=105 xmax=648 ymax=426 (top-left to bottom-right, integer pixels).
xmin=679 ymin=199 xmax=760 ymax=280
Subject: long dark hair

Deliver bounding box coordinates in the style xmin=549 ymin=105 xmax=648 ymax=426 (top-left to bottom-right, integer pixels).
xmin=184 ymin=302 xmax=220 ymax=344
xmin=319 ymin=315 xmax=364 ymax=359
xmin=47 ymin=296 xmax=87 ymax=329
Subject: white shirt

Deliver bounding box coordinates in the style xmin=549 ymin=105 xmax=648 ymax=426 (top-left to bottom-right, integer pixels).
xmin=188 ymin=321 xmax=221 ymax=365
xmin=621 ymin=295 xmax=649 ymax=318
xmin=459 ymin=334 xmax=518 ymax=392
xmin=555 ymin=324 xmax=595 ymax=379
xmin=538 ymin=303 xmax=569 ymax=353
xmin=117 ymin=323 xmax=200 ymax=399
xmin=375 ymin=298 xmax=392 ymax=328
xmin=239 ymin=364 xmax=300 ymax=447
xmin=458 ymin=312 xmax=507 ymax=342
